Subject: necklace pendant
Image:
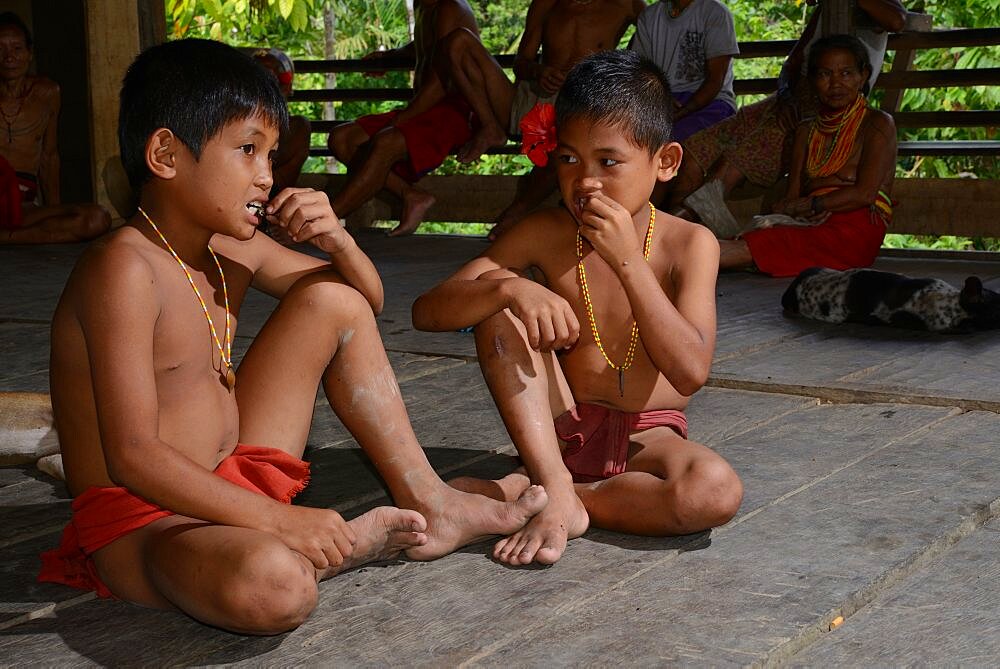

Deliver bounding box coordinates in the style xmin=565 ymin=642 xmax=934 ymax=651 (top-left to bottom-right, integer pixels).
xmin=225 ymin=365 xmax=236 ymax=391
xmin=618 ymin=368 xmax=625 ymax=397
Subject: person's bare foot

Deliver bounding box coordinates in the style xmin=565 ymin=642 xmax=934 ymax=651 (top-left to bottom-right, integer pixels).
xmin=388 ymin=189 xmax=436 ymax=237
xmin=448 ymin=469 xmax=531 ymax=502
xmin=457 ymin=125 xmax=508 ymax=164
xmin=330 ymin=506 xmax=428 ymax=576
xmin=492 ymin=486 xmax=589 ymax=566
xmin=404 ymin=482 xmax=548 ymax=561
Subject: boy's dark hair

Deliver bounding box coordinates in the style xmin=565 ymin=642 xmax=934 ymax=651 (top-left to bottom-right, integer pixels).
xmin=0 ymin=12 xmax=32 ymax=48
xmin=555 ymin=50 xmax=673 ymax=154
xmin=119 ymin=38 xmax=289 ymax=191
xmin=807 ymin=34 xmax=873 ymax=95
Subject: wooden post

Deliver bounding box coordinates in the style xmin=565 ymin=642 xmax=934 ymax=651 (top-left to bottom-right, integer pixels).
xmin=84 ymin=0 xmax=141 ymax=224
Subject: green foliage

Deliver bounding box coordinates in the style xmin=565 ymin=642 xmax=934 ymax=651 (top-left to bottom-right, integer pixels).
xmin=884 ymin=234 xmax=1000 ymax=251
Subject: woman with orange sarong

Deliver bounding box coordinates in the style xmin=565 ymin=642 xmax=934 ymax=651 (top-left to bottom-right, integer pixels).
xmin=719 ymin=34 xmax=897 ymax=277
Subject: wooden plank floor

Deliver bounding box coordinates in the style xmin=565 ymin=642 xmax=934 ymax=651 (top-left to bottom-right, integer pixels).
xmin=1 ymin=231 xmax=998 ymax=666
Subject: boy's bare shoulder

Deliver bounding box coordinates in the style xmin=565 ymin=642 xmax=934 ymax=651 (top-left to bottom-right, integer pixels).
xmin=65 ymin=227 xmax=162 ymax=305
xmin=489 ymin=206 xmax=577 ymax=264
xmin=655 ymin=212 xmax=720 ymax=268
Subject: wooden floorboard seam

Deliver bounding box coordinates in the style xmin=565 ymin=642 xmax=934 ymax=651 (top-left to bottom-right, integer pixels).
xmin=456 ymin=409 xmax=963 ymax=666
xmin=759 ymin=495 xmax=1000 ymax=669
xmin=0 ymin=592 xmax=96 ymax=633
xmin=706 ymin=377 xmax=1000 ymax=413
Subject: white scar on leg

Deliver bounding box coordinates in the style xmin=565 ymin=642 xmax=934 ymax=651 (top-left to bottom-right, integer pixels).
xmin=351 ymin=366 xmax=399 ymax=414
xmin=493 ymin=335 xmax=504 ymax=357
xmin=339 ymin=328 xmax=355 ymax=347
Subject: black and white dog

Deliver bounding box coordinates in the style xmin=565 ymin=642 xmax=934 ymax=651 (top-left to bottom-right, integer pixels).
xmin=781 ymin=267 xmax=1000 ymax=332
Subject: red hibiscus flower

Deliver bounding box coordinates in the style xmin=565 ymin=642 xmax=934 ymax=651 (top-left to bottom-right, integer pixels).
xmin=519 ymin=102 xmax=557 ymax=167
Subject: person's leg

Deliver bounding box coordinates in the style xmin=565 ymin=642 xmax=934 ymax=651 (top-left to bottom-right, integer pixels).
xmin=719 ymin=238 xmax=754 ymax=270
xmin=465 ymin=302 xmax=589 ymax=565
xmin=330 ymin=126 xmax=410 ymax=218
xmin=575 ymin=427 xmax=743 ymax=535
xmin=92 ymin=506 xmax=424 ymax=635
xmin=439 ymin=28 xmax=516 ymax=163
xmin=489 ymin=163 xmax=558 ymax=241
xmin=1 ymin=203 xmax=110 ymax=245
xmin=235 ymin=271 xmax=547 ymax=560
xmin=327 ymin=121 xmax=369 ymax=165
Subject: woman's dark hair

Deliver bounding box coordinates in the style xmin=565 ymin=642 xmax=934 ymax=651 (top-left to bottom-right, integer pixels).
xmin=0 ymin=12 xmax=32 ymax=48
xmin=555 ymin=49 xmax=674 ymax=154
xmin=807 ymin=34 xmax=873 ymax=95
xmin=118 ymin=38 xmax=289 ymax=191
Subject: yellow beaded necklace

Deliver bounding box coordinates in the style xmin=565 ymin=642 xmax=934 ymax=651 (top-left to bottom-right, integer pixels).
xmin=576 ymin=201 xmax=656 ymax=396
xmin=138 ymin=206 xmax=236 ymax=391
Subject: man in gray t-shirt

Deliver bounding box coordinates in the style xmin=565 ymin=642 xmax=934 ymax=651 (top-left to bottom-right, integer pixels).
xmin=630 ymin=0 xmax=739 ymax=141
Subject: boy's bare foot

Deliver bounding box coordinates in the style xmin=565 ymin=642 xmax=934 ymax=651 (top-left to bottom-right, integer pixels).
xmin=457 ymin=126 xmax=508 ymax=164
xmin=492 ymin=487 xmax=589 ymax=566
xmin=388 ymin=189 xmax=436 ymax=237
xmin=404 ymin=483 xmax=548 ymax=561
xmin=448 ymin=469 xmax=531 ymax=502
xmin=333 ymin=506 xmax=428 ymax=575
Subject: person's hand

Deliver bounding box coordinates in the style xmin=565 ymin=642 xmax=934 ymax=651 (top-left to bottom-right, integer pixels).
xmin=576 ymin=188 xmax=643 ymax=269
xmin=537 ymin=65 xmax=567 ymax=95
xmin=266 ymin=188 xmax=352 ymax=255
xmin=274 ymin=505 xmax=357 ymax=571
xmin=777 ymin=196 xmax=831 ymax=224
xmin=672 ymin=97 xmax=688 ymax=121
xmin=362 ymin=49 xmax=391 ymax=78
xmin=503 ymin=277 xmax=580 ymax=352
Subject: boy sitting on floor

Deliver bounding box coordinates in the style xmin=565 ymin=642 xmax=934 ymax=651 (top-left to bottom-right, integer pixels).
xmin=413 ymin=50 xmax=743 ymax=566
xmin=39 ymin=38 xmax=546 ymax=635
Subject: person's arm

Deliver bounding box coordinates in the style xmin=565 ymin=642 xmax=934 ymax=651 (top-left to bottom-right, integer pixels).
xmin=576 ymin=194 xmax=717 ymax=395
xmin=228 ymin=188 xmax=384 ymax=313
xmin=412 ymin=216 xmax=580 ymax=352
xmin=674 ymin=55 xmax=732 ymax=121
xmin=38 ymin=81 xmax=60 ymax=205
xmin=857 ymin=0 xmax=907 ymax=33
xmin=771 ymin=122 xmax=810 ymax=214
xmin=512 ymin=0 xmax=556 ymax=87
xmin=80 ymin=247 xmax=356 ymax=569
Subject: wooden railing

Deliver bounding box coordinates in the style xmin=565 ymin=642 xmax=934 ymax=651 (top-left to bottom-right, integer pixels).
xmin=291 ymin=27 xmax=1000 ymax=238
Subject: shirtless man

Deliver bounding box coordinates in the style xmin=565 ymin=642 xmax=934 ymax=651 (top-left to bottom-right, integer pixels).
xmin=39 ymin=38 xmax=546 ymax=634
xmin=0 ymin=12 xmax=109 ymax=244
xmin=327 ymin=0 xmax=479 ymax=236
xmin=439 ymin=0 xmax=645 ymax=239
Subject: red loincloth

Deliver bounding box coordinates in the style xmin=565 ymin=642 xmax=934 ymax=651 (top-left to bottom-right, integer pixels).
xmin=742 ymin=198 xmax=890 ymax=278
xmin=38 ymin=445 xmax=310 ymax=598
xmin=0 ymin=154 xmax=23 ymax=229
xmin=555 ymin=403 xmax=689 ymax=483
xmin=356 ymin=94 xmax=477 ymax=183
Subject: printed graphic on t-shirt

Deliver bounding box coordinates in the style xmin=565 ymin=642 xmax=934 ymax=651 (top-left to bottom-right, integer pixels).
xmin=675 ymin=30 xmax=706 ymax=82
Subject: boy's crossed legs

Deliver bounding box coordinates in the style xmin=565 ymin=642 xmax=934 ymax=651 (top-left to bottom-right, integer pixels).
xmin=94 ymin=271 xmax=547 ymax=634
xmin=451 ymin=308 xmax=743 ymax=566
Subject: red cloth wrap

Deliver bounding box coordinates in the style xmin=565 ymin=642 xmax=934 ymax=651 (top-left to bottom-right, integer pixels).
xmin=742 ymin=205 xmax=888 ymax=278
xmin=555 ymin=403 xmax=688 ymax=483
xmin=356 ymin=94 xmax=476 ymax=182
xmin=38 ymin=445 xmax=310 ymax=598
xmin=0 ymin=155 xmax=24 ymax=229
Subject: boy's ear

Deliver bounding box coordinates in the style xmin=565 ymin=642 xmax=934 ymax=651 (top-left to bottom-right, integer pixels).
xmin=655 ymin=142 xmax=683 ymax=183
xmin=145 ymin=128 xmax=179 ymax=180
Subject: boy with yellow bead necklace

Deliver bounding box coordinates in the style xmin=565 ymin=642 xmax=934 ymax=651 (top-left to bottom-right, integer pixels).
xmin=413 ymin=50 xmax=743 ymax=566
xmin=40 ymin=38 xmax=547 ymax=635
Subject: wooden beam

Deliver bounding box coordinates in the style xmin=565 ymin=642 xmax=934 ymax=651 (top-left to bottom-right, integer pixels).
xmin=84 ymin=0 xmax=140 ymax=225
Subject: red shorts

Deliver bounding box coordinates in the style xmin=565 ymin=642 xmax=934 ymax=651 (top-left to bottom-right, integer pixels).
xmin=0 ymin=155 xmax=32 ymax=230
xmin=555 ymin=403 xmax=689 ymax=483
xmin=356 ymin=94 xmax=476 ymax=182
xmin=743 ymin=206 xmax=888 ymax=278
xmin=37 ymin=445 xmax=310 ymax=598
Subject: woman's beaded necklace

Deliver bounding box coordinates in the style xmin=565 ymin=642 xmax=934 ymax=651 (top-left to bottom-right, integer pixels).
xmin=138 ymin=206 xmax=236 ymax=391
xmin=806 ymin=93 xmax=867 ymax=179
xmin=576 ymin=201 xmax=656 ymax=397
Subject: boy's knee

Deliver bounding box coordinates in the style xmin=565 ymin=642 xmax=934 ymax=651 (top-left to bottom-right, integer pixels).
xmin=287 ymin=274 xmax=372 ymax=320
xmin=223 ymin=543 xmax=318 ymax=635
xmin=688 ymin=457 xmax=743 ymax=527
xmin=444 ymin=27 xmax=477 ymax=59
xmin=86 ymin=205 xmax=112 ymax=236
